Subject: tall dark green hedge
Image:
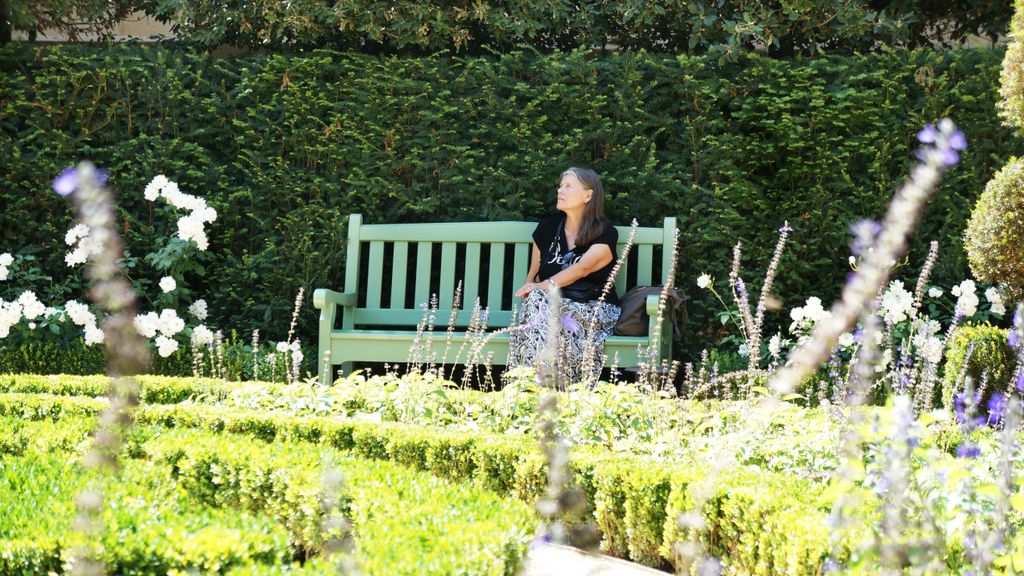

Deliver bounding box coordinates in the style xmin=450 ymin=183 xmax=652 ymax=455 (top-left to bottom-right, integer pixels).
xmin=1 ymin=44 xmax=1020 ymax=357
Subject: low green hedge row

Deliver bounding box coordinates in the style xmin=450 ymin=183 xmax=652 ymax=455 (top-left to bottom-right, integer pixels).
xmin=0 ymin=373 xmax=237 ymax=404
xmin=1 ymin=454 xmax=297 ymax=574
xmin=0 ymin=391 xmax=851 ymax=573
xmin=1 ymin=415 xmax=534 ymax=575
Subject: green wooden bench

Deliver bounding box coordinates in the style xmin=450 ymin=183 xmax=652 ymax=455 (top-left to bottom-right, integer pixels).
xmin=313 ymin=214 xmax=677 ymax=386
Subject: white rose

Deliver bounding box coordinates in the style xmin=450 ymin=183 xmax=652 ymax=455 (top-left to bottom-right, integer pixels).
xmin=157 ymin=308 xmax=185 ymax=337
xmin=838 ymin=332 xmax=855 ymax=348
xmin=276 ymin=341 xmax=290 ymax=353
xmin=84 ymin=323 xmax=105 ymax=346
xmin=790 ymin=306 xmax=806 ymax=323
xmin=159 ymin=276 xmax=177 ymax=293
xmin=928 ymin=287 xmax=943 ymax=298
xmin=133 ymin=311 xmax=159 ymax=338
xmin=0 ymin=253 xmax=13 ymax=267
xmin=191 ymin=324 xmax=214 ymax=346
xmin=156 ymin=335 xmax=179 ymax=357
xmin=188 ymin=299 xmax=208 ymax=321
xmin=696 ymin=274 xmax=711 ymax=289
xmin=0 ymin=267 xmax=8 ymax=282
xmin=18 ymin=291 xmax=45 ymax=320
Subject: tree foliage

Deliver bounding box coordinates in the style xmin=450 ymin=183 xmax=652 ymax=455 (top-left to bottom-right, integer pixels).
xmin=9 ymin=0 xmax=1011 ymax=57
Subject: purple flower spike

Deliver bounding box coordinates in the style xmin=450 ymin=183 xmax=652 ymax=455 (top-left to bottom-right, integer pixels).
xmin=917 ymin=124 xmax=938 ymax=144
xmin=561 ymin=311 xmax=581 ymax=334
xmin=988 ymin=392 xmax=1007 ymax=426
xmin=1008 ymin=329 xmax=1020 ymax=350
xmin=954 ymin=393 xmax=967 ymax=422
xmin=52 ymin=166 xmax=79 ymax=196
xmin=941 ymin=149 xmax=960 ymax=166
xmin=1015 ymin=370 xmax=1024 ymax=392
xmin=956 ymin=443 xmax=980 ymax=459
xmin=949 ymin=130 xmax=967 ymax=151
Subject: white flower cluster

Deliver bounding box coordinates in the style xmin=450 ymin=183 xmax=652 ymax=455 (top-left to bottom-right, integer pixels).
xmin=188 ymin=299 xmax=208 ymax=321
xmin=0 ymin=253 xmax=12 ymax=281
xmin=18 ymin=291 xmax=45 ymax=321
xmin=64 ymin=224 xmax=102 ymax=267
xmin=838 ymin=332 xmax=855 ymax=348
xmin=143 ymin=175 xmax=217 ymax=250
xmin=134 ymin=308 xmax=186 ymax=357
xmin=768 ymin=333 xmax=783 ymax=357
xmin=191 ymin=324 xmax=214 ymax=346
xmin=275 ymin=340 xmax=303 ymax=365
xmin=951 ymin=280 xmax=979 ymax=318
xmin=879 ymin=280 xmax=914 ymax=324
xmin=985 ymin=286 xmax=1006 ymax=315
xmin=789 ymin=296 xmax=831 ymax=327
xmin=912 ymin=323 xmax=944 ymax=365
xmin=0 ymin=298 xmax=22 ymax=338
xmin=160 ymin=276 xmax=177 ymax=293
xmin=64 ymin=299 xmax=104 ymax=346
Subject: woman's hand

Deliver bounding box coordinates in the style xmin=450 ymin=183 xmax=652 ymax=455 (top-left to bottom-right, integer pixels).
xmin=515 ymin=282 xmax=544 ymax=299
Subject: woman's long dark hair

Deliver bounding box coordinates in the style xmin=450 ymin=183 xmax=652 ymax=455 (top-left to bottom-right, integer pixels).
xmin=561 ymin=166 xmax=608 ymax=247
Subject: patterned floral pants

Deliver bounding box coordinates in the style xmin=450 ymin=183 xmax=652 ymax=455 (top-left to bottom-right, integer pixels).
xmin=507 ymin=289 xmax=621 ymax=386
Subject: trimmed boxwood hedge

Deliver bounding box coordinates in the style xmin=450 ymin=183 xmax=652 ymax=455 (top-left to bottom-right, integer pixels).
xmin=1 ymin=415 xmax=534 ymax=575
xmin=1 ymin=44 xmax=1020 ymax=358
xmin=0 ymin=390 xmax=862 ymax=574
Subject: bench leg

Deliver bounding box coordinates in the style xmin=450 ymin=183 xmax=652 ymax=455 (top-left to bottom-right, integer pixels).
xmin=319 ymin=357 xmax=332 ymax=387
xmin=340 ymin=361 xmax=353 ymax=378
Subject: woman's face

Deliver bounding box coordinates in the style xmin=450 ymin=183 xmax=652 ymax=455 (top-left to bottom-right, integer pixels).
xmin=556 ymin=172 xmax=592 ymax=213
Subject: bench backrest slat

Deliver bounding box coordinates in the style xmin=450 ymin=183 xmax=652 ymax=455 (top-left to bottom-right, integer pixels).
xmin=512 ymin=243 xmax=530 ymax=297
xmin=345 ymin=215 xmax=675 ymax=328
xmin=637 ymin=244 xmax=654 ymax=286
xmin=414 ymin=242 xmax=432 ymax=307
xmin=439 ymin=242 xmax=457 ymax=307
xmin=366 ymin=241 xmax=385 ymax=309
xmin=391 ymin=241 xmax=409 ymax=308
xmin=464 ymin=242 xmax=482 ymax=306
xmin=487 ymin=243 xmax=506 ymax=311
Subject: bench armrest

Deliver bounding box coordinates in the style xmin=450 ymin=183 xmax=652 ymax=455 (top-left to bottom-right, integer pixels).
xmin=314 ymin=288 xmax=357 ymax=334
xmin=646 ymin=294 xmax=671 ymax=365
xmin=313 ymin=289 xmax=357 ymax=310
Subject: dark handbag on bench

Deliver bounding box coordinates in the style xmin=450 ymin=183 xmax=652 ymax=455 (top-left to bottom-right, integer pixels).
xmin=613 ymin=285 xmax=687 ymax=336
xmin=560 ymin=282 xmax=604 ymax=303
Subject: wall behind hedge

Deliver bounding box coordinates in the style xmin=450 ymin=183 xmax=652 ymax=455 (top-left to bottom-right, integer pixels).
xmin=0 ymin=44 xmax=1019 ymax=358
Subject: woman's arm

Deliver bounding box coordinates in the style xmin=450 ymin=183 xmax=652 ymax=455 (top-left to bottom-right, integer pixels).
xmin=514 ymin=243 xmax=612 ymax=298
xmin=545 ymin=243 xmax=613 ymax=288
xmin=514 ymin=243 xmax=543 ymax=299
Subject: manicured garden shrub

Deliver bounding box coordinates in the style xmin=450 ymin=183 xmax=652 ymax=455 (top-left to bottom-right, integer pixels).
xmin=2 ymin=419 xmax=535 ymax=575
xmin=0 ymin=381 xmax=1010 ymax=573
xmin=1 ymin=44 xmax=1020 ymax=357
xmin=965 ymin=158 xmax=1024 ymax=304
xmin=941 ymin=323 xmax=1016 ymax=409
xmin=999 ymin=0 xmax=1024 ymax=129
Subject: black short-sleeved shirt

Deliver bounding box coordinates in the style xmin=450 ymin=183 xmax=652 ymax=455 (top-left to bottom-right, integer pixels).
xmin=532 ymin=213 xmax=620 ymax=305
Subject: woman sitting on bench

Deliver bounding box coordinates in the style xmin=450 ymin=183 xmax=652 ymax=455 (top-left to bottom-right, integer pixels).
xmin=509 ymin=167 xmax=621 ymax=385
